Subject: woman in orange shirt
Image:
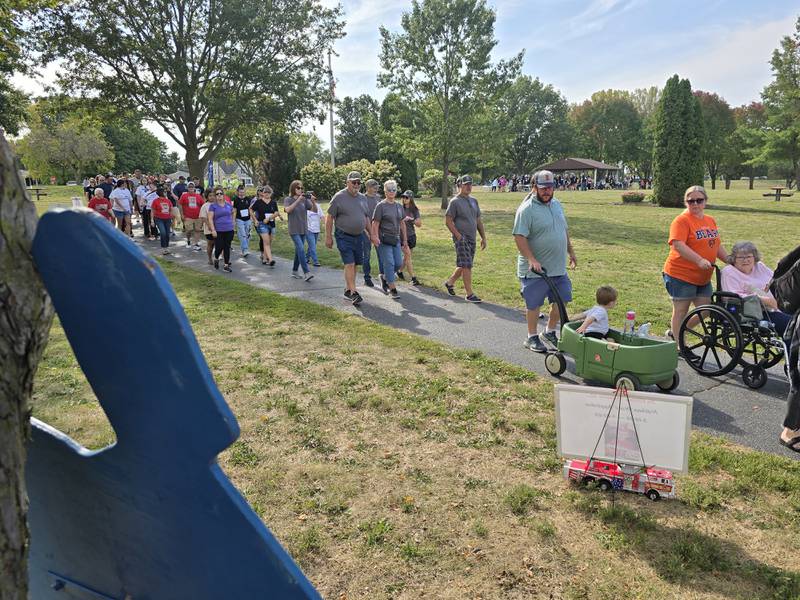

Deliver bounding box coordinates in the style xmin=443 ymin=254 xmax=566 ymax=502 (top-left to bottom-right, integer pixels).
xmin=662 ymin=186 xmax=729 ymax=338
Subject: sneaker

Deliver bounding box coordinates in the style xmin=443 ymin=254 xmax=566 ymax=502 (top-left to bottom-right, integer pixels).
xmin=186 ymin=240 xmax=191 ymax=247
xmin=540 ymin=331 xmax=559 ymax=348
xmin=390 ymin=288 xmax=400 ymax=299
xmin=444 ymin=281 xmax=456 ymax=296
xmin=291 ymin=271 xmax=302 ymax=279
xmin=465 ymin=294 xmax=482 ymax=303
xmin=162 ymin=249 xmax=170 ymax=255
xmin=344 ymin=289 xmax=353 ymax=300
xmin=269 ymin=260 xmax=276 ymax=266
xmin=304 ymin=273 xmax=314 ymax=282
xmin=411 ymin=276 xmax=420 ymax=286
xmin=170 ymin=231 xmax=176 ymax=238
xmin=396 ymin=271 xmax=405 ymax=281
xmin=208 ymin=257 xmax=213 ymax=266
xmin=242 ymin=252 xmax=249 ymax=258
xmin=351 ymin=291 xmax=363 ymax=306
xmin=313 ymin=262 xmax=321 ymax=267
xmin=193 ymin=243 xmax=201 ymax=250
xmin=213 ymin=259 xmax=219 ymax=269
xmin=364 ymin=277 xmax=375 ymax=288
xmin=665 ymin=329 xmax=674 ymax=340
xmin=381 ymin=276 xmax=389 ymax=294
xmin=223 ymin=264 xmax=233 ymax=273
xmin=524 ymin=335 xmax=547 ymax=353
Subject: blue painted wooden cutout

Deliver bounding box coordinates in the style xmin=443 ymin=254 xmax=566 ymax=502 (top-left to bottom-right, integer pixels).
xmin=27 ymin=209 xmax=321 ymax=600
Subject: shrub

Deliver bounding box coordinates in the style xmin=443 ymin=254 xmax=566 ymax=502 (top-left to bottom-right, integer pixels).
xmin=621 ymin=191 xmax=645 ymax=203
xmin=338 ymin=159 xmax=401 ymax=188
xmin=420 ymin=169 xmax=455 ymax=196
xmin=299 ymin=160 xmax=340 ymax=201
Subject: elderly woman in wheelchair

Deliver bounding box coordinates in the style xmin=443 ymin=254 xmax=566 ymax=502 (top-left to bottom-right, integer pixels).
xmin=720 ymin=241 xmax=792 ymax=336
xmin=677 ymin=241 xmax=788 ymax=390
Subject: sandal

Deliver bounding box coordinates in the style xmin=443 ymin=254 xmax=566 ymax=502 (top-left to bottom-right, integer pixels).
xmin=779 ymin=435 xmax=800 ymax=453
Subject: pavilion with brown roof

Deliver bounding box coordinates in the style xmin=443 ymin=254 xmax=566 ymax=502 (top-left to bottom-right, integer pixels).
xmin=536 ymin=157 xmax=620 ymax=187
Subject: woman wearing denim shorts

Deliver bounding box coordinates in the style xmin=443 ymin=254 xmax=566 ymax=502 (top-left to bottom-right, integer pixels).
xmin=662 ymin=185 xmax=729 ymax=338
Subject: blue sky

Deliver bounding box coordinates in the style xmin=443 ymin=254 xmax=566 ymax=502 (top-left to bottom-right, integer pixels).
xmin=14 ymin=0 xmax=798 ymax=154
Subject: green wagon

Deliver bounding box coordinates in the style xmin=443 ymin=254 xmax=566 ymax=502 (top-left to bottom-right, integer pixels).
xmin=533 ymin=268 xmax=679 ymax=392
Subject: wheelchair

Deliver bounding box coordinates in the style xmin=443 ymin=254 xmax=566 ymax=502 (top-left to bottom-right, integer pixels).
xmin=677 ymin=268 xmax=785 ymax=389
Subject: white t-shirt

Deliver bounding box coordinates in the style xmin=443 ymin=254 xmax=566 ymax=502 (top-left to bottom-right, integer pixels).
xmin=143 ymin=191 xmax=158 ymax=210
xmin=135 ymin=184 xmax=148 ymax=202
xmin=306 ymin=204 xmax=325 ymax=234
xmin=109 ymin=188 xmax=132 ymax=212
xmin=199 ymin=201 xmax=212 ymax=235
xmin=584 ymin=305 xmax=610 ymax=335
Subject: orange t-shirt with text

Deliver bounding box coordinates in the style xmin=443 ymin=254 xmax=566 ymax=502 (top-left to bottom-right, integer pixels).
xmin=663 ymin=211 xmax=721 ymax=285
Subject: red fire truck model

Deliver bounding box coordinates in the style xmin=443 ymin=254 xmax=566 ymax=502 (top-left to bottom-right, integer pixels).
xmin=563 ymin=458 xmax=676 ymax=501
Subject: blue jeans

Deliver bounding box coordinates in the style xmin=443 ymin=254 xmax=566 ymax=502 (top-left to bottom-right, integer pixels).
xmin=377 ymin=243 xmax=403 ymax=283
xmin=290 ymin=233 xmax=309 ymax=274
xmin=155 ymin=219 xmax=170 ymax=248
xmin=361 ymin=231 xmax=383 ymax=277
xmin=236 ymin=219 xmax=250 ymax=254
xmin=305 ymin=232 xmax=319 ymax=265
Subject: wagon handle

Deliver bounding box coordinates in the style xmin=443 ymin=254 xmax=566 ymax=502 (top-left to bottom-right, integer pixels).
xmin=530 ymin=266 xmax=570 ymax=334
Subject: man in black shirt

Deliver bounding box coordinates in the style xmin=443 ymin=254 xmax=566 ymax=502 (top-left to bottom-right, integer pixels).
xmin=232 ymin=184 xmax=253 ymax=257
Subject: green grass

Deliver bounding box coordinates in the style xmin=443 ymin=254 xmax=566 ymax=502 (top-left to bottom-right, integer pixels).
xmin=30 ymin=257 xmax=800 ymax=599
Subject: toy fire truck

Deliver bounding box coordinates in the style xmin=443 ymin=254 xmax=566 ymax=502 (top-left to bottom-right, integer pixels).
xmin=563 ymin=458 xmax=676 ymax=501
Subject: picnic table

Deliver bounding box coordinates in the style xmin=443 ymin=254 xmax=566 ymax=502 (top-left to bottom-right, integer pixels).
xmin=763 ymin=186 xmax=793 ymax=201
xmin=26 ymin=187 xmax=48 ymax=202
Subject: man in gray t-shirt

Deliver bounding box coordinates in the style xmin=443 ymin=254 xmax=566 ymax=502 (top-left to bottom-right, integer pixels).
xmin=443 ymin=175 xmax=487 ymax=303
xmin=360 ymin=179 xmax=381 ymax=287
xmin=326 ymin=171 xmax=370 ymax=306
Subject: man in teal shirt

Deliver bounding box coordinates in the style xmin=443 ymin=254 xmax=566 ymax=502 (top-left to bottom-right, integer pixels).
xmin=512 ymin=170 xmax=577 ymax=352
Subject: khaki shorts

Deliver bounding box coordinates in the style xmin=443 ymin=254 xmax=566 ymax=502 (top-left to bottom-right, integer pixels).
xmin=184 ymin=218 xmax=202 ymax=233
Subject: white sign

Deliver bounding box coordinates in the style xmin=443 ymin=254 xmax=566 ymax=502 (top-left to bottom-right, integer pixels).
xmin=555 ymin=384 xmax=693 ymax=473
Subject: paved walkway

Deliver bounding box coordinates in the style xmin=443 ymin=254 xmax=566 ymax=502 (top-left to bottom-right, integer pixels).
xmin=139 ymin=236 xmax=797 ymax=460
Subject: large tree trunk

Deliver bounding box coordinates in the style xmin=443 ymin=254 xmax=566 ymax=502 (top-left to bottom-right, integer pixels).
xmin=186 ymin=146 xmax=205 ymax=184
xmin=0 ymin=132 xmax=54 ymax=599
xmin=749 ymin=176 xmax=754 ymax=190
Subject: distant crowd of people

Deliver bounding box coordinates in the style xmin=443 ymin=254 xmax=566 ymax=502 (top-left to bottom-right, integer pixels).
xmin=488 ymin=173 xmax=640 ymax=192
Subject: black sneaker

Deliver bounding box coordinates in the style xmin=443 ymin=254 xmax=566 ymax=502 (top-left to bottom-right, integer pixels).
xmin=444 ymin=281 xmax=456 ymax=296
xmin=223 ymin=264 xmax=232 ymax=273
xmin=364 ymin=277 xmax=375 ymax=288
xmin=390 ymin=288 xmax=400 ymax=299
xmin=344 ymin=289 xmax=353 ymax=300
xmin=213 ymin=258 xmax=219 ymax=270
xmin=381 ymin=276 xmax=389 ymax=294
xmin=269 ymin=259 xmax=276 ymax=266
xmin=540 ymin=331 xmax=559 ymax=348
xmin=524 ymin=335 xmax=547 ymax=353
xmin=465 ymin=294 xmax=482 ymax=303
xmin=351 ymin=291 xmax=363 ymax=306
xmin=411 ymin=276 xmax=420 ymax=286
xmin=396 ymin=271 xmax=405 ymax=281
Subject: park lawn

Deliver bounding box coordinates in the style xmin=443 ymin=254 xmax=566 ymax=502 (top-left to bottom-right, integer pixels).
xmin=32 ymin=261 xmax=800 ymax=600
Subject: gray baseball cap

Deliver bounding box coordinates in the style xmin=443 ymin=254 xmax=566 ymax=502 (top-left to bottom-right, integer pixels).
xmin=402 ymin=190 xmax=414 ymax=198
xmin=365 ymin=178 xmax=378 ymax=188
xmin=347 ymin=171 xmax=362 ymax=181
xmin=535 ymin=170 xmax=555 ymax=187
xmin=457 ymin=175 xmax=473 ymax=185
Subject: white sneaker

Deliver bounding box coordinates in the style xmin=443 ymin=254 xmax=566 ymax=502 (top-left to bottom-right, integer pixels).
xmin=304 ymin=273 xmax=314 ymax=282
xmin=242 ymin=251 xmax=249 ymax=257
xmin=291 ymin=272 xmax=302 ymax=279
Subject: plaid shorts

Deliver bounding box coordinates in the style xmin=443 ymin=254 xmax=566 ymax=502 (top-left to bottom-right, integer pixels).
xmin=454 ymin=237 xmax=476 ymax=268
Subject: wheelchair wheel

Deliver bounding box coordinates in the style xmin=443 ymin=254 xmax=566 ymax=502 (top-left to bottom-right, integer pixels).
xmin=742 ymin=365 xmax=768 ymax=389
xmin=742 ymin=334 xmax=784 ymax=370
xmin=678 ymin=305 xmax=743 ymax=377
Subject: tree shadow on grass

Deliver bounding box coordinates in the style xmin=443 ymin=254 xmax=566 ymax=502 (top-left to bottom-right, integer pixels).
xmin=571 ymin=492 xmax=800 ymax=599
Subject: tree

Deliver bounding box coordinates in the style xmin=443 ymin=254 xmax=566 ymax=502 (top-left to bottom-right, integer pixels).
xmin=219 ymin=124 xmax=268 ymax=184
xmin=759 ymin=16 xmax=800 ymax=189
xmin=378 ymin=0 xmax=522 ymax=208
xmin=628 ymin=87 xmax=661 ymax=180
xmin=694 ymin=91 xmax=735 ymax=189
xmin=725 ymin=102 xmax=767 ymax=189
xmin=37 ymin=0 xmax=343 ymax=179
xmin=102 ymin=120 xmax=164 ymax=173
xmin=499 ymin=76 xmax=573 ymax=175
xmin=652 ymin=75 xmax=704 ymax=207
xmin=0 ymin=131 xmax=55 ymax=600
xmin=291 ymin=131 xmax=327 ymax=171
xmin=379 ymin=93 xmax=419 ymax=194
xmin=160 ymin=148 xmax=179 ymax=174
xmin=570 ymin=90 xmax=642 ymax=166
xmin=18 ymin=113 xmax=114 ymax=182
xmin=261 ymin=126 xmax=297 ymax=196
xmin=335 ymin=95 xmax=380 ymax=164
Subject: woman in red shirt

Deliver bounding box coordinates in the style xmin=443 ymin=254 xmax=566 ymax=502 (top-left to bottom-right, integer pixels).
xmin=151 ymin=187 xmax=176 ymax=255
xmin=662 ymin=185 xmax=729 ymax=338
xmin=87 ymin=188 xmax=115 ymax=224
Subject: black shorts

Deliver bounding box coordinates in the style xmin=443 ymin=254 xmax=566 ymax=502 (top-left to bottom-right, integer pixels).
xmin=406 ymin=234 xmax=417 ymax=249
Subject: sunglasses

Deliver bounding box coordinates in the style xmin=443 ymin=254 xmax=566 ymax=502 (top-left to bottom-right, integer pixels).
xmin=215 ymin=192 xmax=224 ymax=196
xmin=349 ymin=180 xmax=361 ymax=185
xmin=296 ymin=187 xmax=304 ymax=190
xmin=686 ymin=198 xmax=705 ymax=205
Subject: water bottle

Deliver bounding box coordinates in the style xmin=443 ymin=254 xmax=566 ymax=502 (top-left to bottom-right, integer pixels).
xmin=637 ymin=323 xmax=651 ymax=337
xmin=623 ymin=311 xmax=636 ymax=336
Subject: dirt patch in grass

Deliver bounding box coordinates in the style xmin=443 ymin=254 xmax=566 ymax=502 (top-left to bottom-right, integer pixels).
xmin=32 ymin=262 xmax=800 ymax=599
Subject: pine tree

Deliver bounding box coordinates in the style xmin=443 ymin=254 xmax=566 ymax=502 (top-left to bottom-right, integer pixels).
xmin=652 ymin=75 xmax=705 ymax=207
